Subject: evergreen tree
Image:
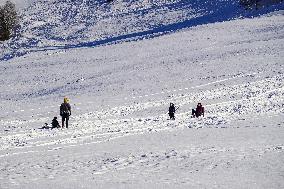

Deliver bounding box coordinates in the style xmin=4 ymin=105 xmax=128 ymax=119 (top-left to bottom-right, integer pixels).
xmin=0 ymin=0 xmax=18 ymax=41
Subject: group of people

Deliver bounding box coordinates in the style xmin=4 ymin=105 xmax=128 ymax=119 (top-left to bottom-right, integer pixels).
xmin=168 ymin=102 xmax=204 ymax=120
xmin=46 ymin=97 xmax=204 ymax=129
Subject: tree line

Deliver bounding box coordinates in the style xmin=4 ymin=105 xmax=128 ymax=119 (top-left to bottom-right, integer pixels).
xmin=0 ymin=0 xmax=18 ymax=41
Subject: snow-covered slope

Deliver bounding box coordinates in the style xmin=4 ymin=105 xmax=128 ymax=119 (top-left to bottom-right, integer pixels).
xmin=0 ymin=8 xmax=283 ymax=188
xmin=1 ymin=0 xmax=283 ymax=60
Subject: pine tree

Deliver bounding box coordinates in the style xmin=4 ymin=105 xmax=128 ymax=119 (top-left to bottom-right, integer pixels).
xmin=0 ymin=0 xmax=18 ymax=41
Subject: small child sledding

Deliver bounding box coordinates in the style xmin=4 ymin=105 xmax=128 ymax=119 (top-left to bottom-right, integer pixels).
xmin=40 ymin=117 xmax=60 ymax=129
xmin=51 ymin=117 xmax=60 ymax=129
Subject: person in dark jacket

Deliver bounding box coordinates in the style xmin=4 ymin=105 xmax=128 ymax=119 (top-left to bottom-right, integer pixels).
xmin=60 ymin=97 xmax=71 ymax=128
xmin=51 ymin=117 xmax=60 ymax=129
xmin=168 ymin=103 xmax=176 ymax=120
xmin=192 ymin=103 xmax=204 ymax=118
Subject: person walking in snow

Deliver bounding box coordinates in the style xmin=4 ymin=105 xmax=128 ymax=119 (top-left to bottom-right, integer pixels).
xmin=60 ymin=97 xmax=71 ymax=128
xmin=192 ymin=103 xmax=204 ymax=118
xmin=168 ymin=103 xmax=176 ymax=120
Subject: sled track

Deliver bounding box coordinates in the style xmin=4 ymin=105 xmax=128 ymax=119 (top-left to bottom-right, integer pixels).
xmin=0 ymin=71 xmax=261 ymax=118
xmin=0 ymin=74 xmax=283 ymax=157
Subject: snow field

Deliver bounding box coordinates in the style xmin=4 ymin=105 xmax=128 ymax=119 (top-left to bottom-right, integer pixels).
xmin=0 ymin=72 xmax=283 ymax=152
xmin=0 ymin=12 xmax=284 ymax=189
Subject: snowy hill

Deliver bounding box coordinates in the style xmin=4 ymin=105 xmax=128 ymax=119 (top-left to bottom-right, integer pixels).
xmin=1 ymin=0 xmax=284 ymax=60
xmin=0 ymin=0 xmax=284 ymax=189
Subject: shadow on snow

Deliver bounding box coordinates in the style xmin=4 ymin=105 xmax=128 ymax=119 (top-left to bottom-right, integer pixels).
xmin=1 ymin=0 xmax=283 ymax=61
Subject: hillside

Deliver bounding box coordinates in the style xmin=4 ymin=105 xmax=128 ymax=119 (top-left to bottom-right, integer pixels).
xmin=0 ymin=0 xmax=284 ymax=189
xmin=1 ymin=0 xmax=283 ymax=60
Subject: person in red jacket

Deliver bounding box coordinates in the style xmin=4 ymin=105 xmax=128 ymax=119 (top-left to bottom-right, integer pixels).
xmin=192 ymin=103 xmax=204 ymax=118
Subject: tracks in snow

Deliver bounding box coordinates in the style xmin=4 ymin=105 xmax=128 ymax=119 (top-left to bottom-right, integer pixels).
xmin=0 ymin=74 xmax=283 ymax=156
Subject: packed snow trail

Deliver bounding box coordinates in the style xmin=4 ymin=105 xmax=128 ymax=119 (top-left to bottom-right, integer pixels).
xmin=0 ymin=71 xmax=263 ymax=118
xmin=0 ymin=74 xmax=283 ymax=156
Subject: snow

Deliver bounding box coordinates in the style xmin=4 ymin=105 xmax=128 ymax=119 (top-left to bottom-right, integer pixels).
xmin=1 ymin=0 xmax=283 ymax=61
xmin=0 ymin=0 xmax=284 ymax=189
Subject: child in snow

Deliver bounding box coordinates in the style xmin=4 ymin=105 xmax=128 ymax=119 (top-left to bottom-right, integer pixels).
xmin=192 ymin=103 xmax=204 ymax=118
xmin=168 ymin=103 xmax=176 ymax=120
xmin=51 ymin=117 xmax=60 ymax=129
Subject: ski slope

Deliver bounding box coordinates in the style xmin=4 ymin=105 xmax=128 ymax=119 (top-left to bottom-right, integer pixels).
xmin=0 ymin=10 xmax=284 ymax=188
